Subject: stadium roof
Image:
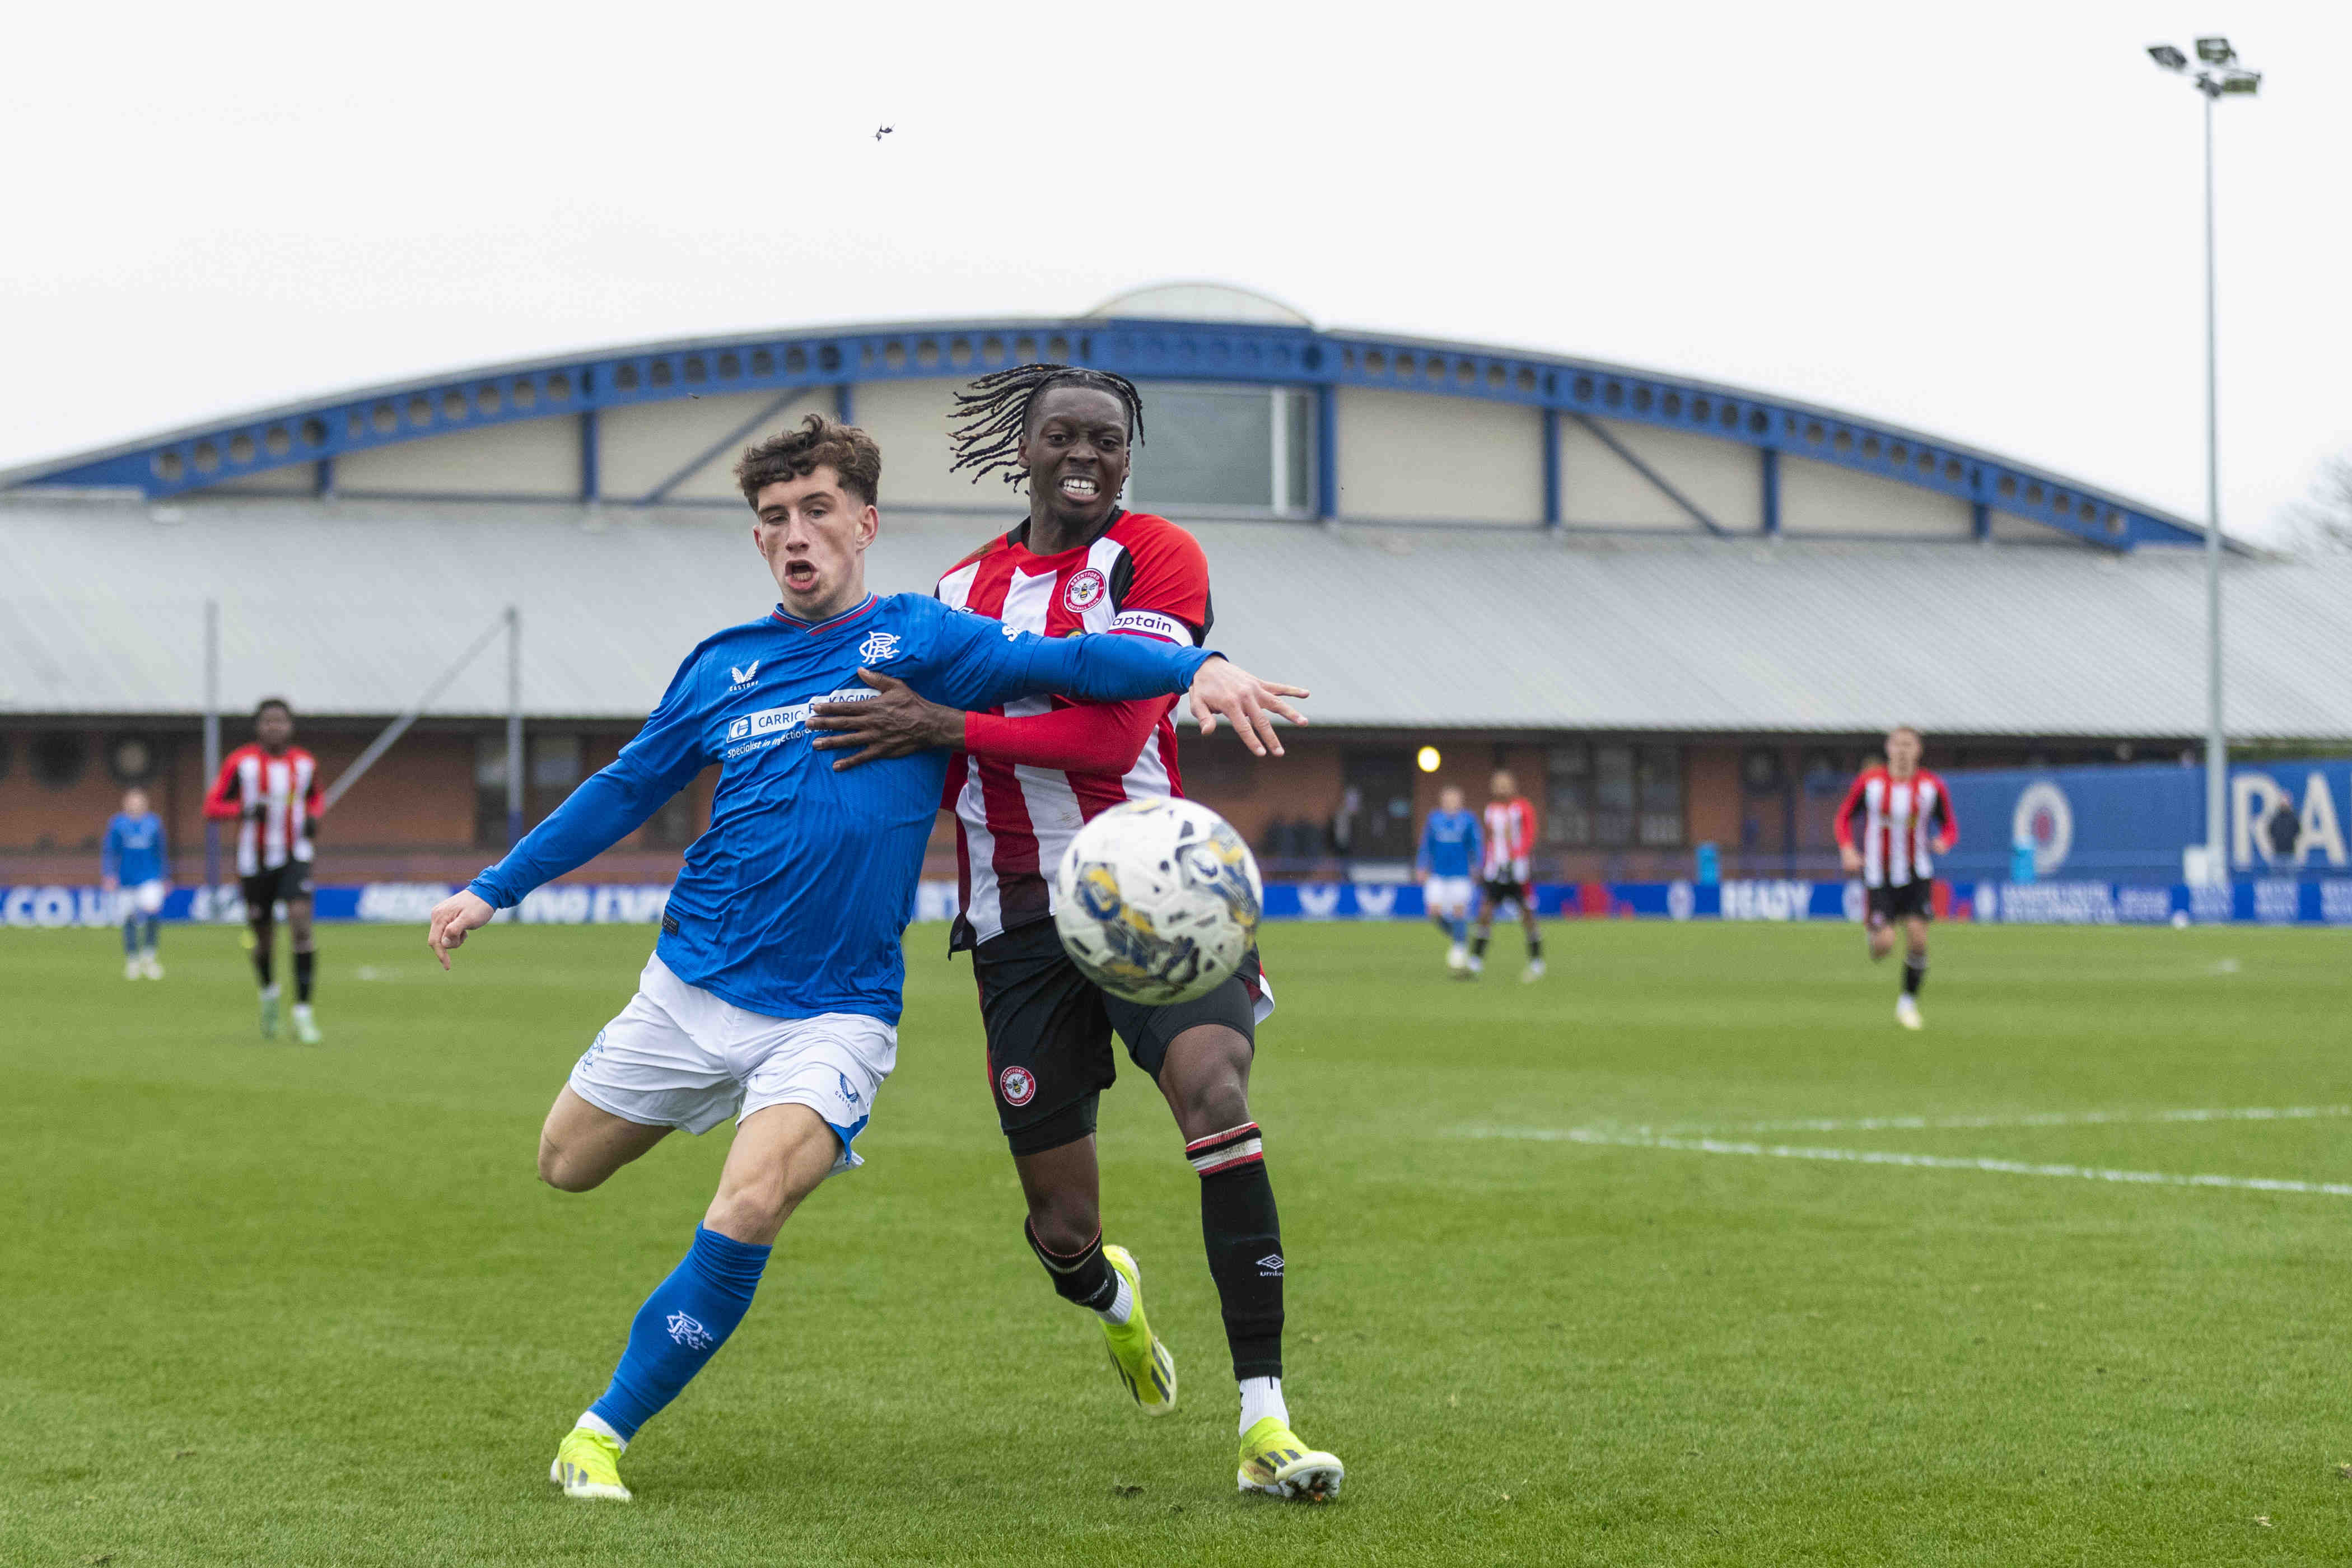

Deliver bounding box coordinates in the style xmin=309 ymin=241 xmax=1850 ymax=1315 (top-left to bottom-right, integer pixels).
xmin=0 ymin=297 xmax=2209 ymax=553
xmin=4 ymin=494 xmax=2345 ymax=739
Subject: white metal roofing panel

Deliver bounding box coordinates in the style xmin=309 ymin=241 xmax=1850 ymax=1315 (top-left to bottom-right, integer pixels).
xmin=2 ymin=495 xmax=2346 ymax=739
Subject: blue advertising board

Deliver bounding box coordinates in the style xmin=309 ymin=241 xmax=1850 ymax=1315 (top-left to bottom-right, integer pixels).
xmin=1940 ymin=760 xmax=2352 ymax=884
xmin=9 ymin=877 xmax=2348 ymax=928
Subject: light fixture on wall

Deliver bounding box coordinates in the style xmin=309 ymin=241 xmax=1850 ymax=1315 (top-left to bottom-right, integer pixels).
xmin=1416 ymin=746 xmax=1442 ymax=773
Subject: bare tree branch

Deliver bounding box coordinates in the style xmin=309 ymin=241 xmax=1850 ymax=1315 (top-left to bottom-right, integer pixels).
xmin=2283 ymin=450 xmax=2352 ymax=556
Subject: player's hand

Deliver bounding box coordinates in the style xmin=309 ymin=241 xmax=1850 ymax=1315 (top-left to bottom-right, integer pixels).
xmin=101 ymin=876 xmax=119 ymax=893
xmin=1838 ymin=845 xmax=1864 ymax=875
xmin=809 ymin=670 xmax=965 ymax=770
xmin=1934 ymin=835 xmax=1954 ymax=856
xmin=1187 ymin=658 xmax=1307 ymax=758
xmin=427 ymin=889 xmax=497 ymax=970
xmin=244 ymin=802 xmax=268 ymax=823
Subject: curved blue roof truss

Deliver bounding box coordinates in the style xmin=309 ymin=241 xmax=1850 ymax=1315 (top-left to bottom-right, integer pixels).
xmin=7 ymin=316 xmax=2203 ymax=550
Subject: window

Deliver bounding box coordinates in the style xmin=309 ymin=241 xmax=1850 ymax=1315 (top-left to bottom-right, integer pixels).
xmin=1126 ymin=384 xmax=1314 ymax=516
xmin=476 ymin=733 xmax=584 ymax=847
xmin=1545 ymin=743 xmax=1682 ymax=847
xmin=1336 ymin=750 xmax=1416 ymax=860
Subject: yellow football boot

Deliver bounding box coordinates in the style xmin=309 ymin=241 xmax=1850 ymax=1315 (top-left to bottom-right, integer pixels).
xmin=549 ymin=1425 xmax=631 ymax=1501
xmin=1238 ymin=1416 xmax=1343 ymax=1501
xmin=1100 ymin=1244 xmax=1176 ymax=1416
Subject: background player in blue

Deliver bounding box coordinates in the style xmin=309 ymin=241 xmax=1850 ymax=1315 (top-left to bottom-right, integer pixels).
xmin=1416 ymin=784 xmax=1481 ymax=975
xmin=101 ymin=786 xmax=170 ymax=980
xmin=422 ymin=417 xmax=1306 ymax=1503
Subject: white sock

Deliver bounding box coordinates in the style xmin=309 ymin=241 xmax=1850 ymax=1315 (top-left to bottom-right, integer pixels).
xmin=293 ymin=1002 xmax=314 ymax=1020
xmin=1094 ymin=1273 xmax=1135 ymax=1327
xmin=261 ymin=982 xmax=281 ymax=998
xmin=1238 ymin=1375 xmax=1287 ymax=1436
xmin=575 ymin=1410 xmax=627 ymax=1448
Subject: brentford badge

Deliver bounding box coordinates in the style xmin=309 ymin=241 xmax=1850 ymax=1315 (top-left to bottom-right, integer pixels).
xmin=1062 ymin=568 xmax=1107 ymax=612
xmin=998 ymin=1064 xmax=1037 ymax=1107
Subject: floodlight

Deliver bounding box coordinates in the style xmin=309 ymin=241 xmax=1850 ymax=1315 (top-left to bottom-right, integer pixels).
xmin=2195 ymin=36 xmax=2234 ymax=64
xmin=2147 ymin=43 xmax=2188 ymax=70
xmin=2219 ymin=69 xmax=2261 ymax=95
xmin=1416 ymin=746 xmax=1441 ymax=774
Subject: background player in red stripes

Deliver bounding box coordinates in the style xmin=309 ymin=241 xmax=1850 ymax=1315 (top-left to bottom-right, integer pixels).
xmin=1835 ymin=725 xmax=1957 ymax=1030
xmin=1470 ymin=769 xmax=1544 ymax=982
xmin=808 ymin=365 xmax=1340 ymax=1501
xmin=202 ymin=697 xmax=325 ymax=1043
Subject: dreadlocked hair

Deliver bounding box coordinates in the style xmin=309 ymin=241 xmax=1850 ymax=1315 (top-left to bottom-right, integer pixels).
xmin=947 ymin=364 xmax=1145 ymax=489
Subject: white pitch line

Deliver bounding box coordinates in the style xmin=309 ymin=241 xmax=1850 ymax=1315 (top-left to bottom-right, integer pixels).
xmin=1459 ymin=1127 xmax=2352 ymax=1199
xmin=1676 ymin=1105 xmax=2352 ymax=1136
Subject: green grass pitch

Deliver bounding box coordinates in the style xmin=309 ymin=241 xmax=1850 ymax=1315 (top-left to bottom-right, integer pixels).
xmin=4 ymin=919 xmax=2349 ymax=1566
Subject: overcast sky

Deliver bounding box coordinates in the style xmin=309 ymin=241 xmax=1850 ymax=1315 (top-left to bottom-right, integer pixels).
xmin=6 ymin=1 xmax=2345 ymax=542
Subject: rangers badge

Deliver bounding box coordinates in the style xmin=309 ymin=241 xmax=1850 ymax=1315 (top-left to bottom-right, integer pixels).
xmin=1062 ymin=567 xmax=1107 ymax=613
xmin=998 ymin=1064 xmax=1037 ymax=1107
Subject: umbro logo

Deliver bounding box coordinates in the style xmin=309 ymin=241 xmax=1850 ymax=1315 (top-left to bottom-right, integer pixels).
xmin=729 ymin=660 xmax=760 ymax=689
xmin=666 ymin=1311 xmax=715 ymax=1350
xmin=857 ymin=631 xmax=902 ymax=665
xmin=1255 ymin=1253 xmax=1285 ymax=1277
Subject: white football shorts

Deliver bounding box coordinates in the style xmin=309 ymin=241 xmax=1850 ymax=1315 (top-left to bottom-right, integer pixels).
xmin=1424 ymin=876 xmax=1474 ymax=917
xmin=567 ymin=953 xmax=897 ymax=1174
xmin=125 ymin=880 xmax=167 ymax=917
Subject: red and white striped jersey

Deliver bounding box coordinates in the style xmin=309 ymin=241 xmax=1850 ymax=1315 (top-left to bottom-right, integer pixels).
xmin=936 ymin=510 xmax=1209 ymax=948
xmin=1835 ymin=767 xmax=1954 ymax=889
xmin=1481 ymin=796 xmax=1537 ymax=881
xmin=203 ymin=744 xmax=321 ymax=876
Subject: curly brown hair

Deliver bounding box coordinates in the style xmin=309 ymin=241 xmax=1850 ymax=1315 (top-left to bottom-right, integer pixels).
xmin=734 ymin=414 xmax=883 ymax=509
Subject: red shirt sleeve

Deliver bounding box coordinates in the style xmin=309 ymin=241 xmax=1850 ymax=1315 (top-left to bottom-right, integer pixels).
xmin=1833 ymin=771 xmax=1871 ymax=848
xmin=961 ymin=698 xmax=1168 ymax=773
xmin=203 ymin=748 xmax=246 ymax=820
xmin=1108 ymin=516 xmax=1211 ymax=643
xmin=302 ymin=748 xmax=325 ymax=817
xmin=1928 ymin=772 xmax=1955 ymax=847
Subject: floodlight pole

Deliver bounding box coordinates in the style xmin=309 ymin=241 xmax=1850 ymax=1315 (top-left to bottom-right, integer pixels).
xmin=505 ymin=605 xmax=524 ymax=850
xmin=202 ymin=598 xmax=222 ymax=892
xmin=2199 ymin=85 xmax=2225 ymax=881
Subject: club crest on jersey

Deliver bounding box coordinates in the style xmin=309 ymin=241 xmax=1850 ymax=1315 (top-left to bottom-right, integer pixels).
xmin=729 ymin=660 xmax=759 ymax=689
xmin=998 ymin=1064 xmax=1037 ymax=1107
xmin=858 ymin=631 xmax=902 ymax=665
xmin=1061 ymin=567 xmax=1107 ymax=612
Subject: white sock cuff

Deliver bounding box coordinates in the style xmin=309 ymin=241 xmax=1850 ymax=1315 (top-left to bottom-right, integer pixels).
xmin=576 ymin=1410 xmax=627 ymax=1448
xmin=1094 ymin=1273 xmax=1135 ymax=1327
xmin=1238 ymin=1374 xmax=1287 ymax=1436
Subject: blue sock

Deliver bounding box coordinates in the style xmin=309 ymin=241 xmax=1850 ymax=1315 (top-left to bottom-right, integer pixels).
xmin=586 ymin=1227 xmax=771 ymax=1441
xmin=1448 ymin=915 xmax=1468 ymax=945
xmin=122 ymin=917 xmax=139 ymax=956
xmin=142 ymin=916 xmax=160 ymax=953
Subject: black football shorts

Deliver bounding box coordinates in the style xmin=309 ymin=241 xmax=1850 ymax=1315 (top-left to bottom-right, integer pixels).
xmin=239 ymin=859 xmax=315 ymax=913
xmin=1481 ymin=878 xmax=1533 ymax=916
xmin=973 ymin=919 xmax=1264 ymax=1156
xmin=1866 ymin=879 xmax=1934 ymax=926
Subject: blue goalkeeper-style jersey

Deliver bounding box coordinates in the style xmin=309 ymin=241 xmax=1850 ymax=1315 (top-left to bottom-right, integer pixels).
xmin=468 ymin=592 xmax=1215 ymax=1024
xmin=103 ymin=811 xmax=168 ymax=885
xmin=1417 ymin=809 xmax=1481 ymax=879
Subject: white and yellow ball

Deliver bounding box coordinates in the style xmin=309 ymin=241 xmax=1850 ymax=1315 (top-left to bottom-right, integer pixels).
xmin=1052 ymin=799 xmax=1263 ymax=1005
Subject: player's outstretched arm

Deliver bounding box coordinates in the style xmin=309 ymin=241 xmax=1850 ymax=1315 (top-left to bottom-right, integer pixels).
xmin=1183 ymin=657 xmax=1308 ymax=758
xmin=811 ymin=672 xmax=1162 ymax=773
xmin=427 ymin=889 xmax=497 ymax=970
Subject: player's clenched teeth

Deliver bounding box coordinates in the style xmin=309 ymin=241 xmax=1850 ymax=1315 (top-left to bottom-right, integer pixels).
xmin=1059 ymin=476 xmax=1099 ymax=499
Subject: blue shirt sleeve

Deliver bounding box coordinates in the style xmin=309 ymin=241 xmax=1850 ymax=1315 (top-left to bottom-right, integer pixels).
xmin=466 ymin=648 xmax=712 ymax=909
xmin=101 ymin=816 xmax=123 ymax=880
xmin=1469 ymin=816 xmax=1483 ymax=872
xmin=918 ymin=600 xmax=1214 ymax=711
xmin=1416 ymin=815 xmax=1435 ymax=874
xmin=151 ymin=814 xmax=168 ymax=868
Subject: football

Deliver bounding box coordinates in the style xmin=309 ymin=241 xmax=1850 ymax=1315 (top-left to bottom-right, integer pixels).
xmin=1052 ymin=799 xmax=1264 ymax=1006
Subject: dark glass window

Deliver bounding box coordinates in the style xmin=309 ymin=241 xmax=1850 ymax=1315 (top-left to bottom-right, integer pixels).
xmin=1127 ymin=385 xmax=1313 ymax=515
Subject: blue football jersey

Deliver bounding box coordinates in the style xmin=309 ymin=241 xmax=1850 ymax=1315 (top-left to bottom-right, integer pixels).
xmin=104 ymin=811 xmax=169 ymax=885
xmin=1417 ymin=809 xmax=1481 ymax=879
xmin=469 ymin=593 xmax=1215 ymax=1024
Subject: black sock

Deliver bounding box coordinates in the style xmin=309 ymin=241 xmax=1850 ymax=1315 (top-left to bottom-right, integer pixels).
xmin=1187 ymin=1123 xmax=1284 ymax=1380
xmin=1429 ymin=913 xmax=1452 ymax=936
xmin=252 ymin=943 xmax=273 ymax=988
xmin=1025 ymin=1220 xmax=1118 ymax=1312
xmin=1528 ymin=933 xmax=1543 ymax=960
xmin=294 ymin=948 xmax=316 ymax=1004
xmin=1471 ymin=933 xmax=1490 ymax=959
xmin=1903 ymin=957 xmax=1926 ymax=997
